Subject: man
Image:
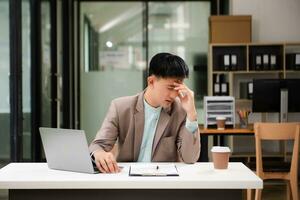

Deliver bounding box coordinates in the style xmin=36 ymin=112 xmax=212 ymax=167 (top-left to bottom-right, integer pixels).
xmin=89 ymin=53 xmax=200 ymax=173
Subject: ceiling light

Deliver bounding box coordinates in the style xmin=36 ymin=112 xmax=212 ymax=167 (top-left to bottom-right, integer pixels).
xmin=106 ymin=41 xmax=113 ymax=48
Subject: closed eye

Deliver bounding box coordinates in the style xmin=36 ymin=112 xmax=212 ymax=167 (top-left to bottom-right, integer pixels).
xmin=167 ymin=85 xmax=175 ymax=90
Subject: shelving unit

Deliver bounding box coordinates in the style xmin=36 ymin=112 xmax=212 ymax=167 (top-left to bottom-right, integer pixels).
xmin=204 ymin=96 xmax=235 ymax=128
xmin=207 ymin=42 xmax=300 ymax=157
xmin=208 ymin=43 xmax=295 ymax=96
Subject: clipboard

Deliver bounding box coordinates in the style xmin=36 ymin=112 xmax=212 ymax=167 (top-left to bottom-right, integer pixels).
xmin=129 ymin=164 xmax=179 ymax=176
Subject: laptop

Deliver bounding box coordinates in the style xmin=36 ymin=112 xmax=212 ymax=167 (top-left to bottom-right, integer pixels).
xmin=39 ymin=127 xmax=99 ymax=174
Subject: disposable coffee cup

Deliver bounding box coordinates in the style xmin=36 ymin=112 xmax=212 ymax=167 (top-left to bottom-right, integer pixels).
xmin=211 ymin=146 xmax=231 ymax=169
xmin=216 ymin=116 xmax=226 ymax=130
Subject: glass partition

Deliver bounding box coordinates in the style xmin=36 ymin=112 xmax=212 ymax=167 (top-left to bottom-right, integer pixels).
xmin=0 ymin=0 xmax=10 ymax=197
xmin=80 ymin=2 xmax=145 ymax=142
xmin=22 ymin=0 xmax=32 ymax=161
xmin=0 ymin=0 xmax=10 ymax=167
xmin=41 ymin=1 xmax=52 ymax=128
xmin=80 ymin=1 xmax=211 ymax=138
xmin=148 ymin=1 xmax=210 ymax=118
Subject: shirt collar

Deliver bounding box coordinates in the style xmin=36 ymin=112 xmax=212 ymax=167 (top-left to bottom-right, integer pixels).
xmin=143 ymin=99 xmax=162 ymax=114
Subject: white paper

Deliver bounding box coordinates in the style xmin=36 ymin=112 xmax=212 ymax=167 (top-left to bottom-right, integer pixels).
xmin=129 ymin=164 xmax=179 ymax=176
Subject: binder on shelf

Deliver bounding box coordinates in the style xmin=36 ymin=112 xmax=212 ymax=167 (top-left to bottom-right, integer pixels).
xmin=221 ymin=82 xmax=229 ymax=96
xmin=231 ymin=54 xmax=238 ymax=70
xmin=286 ymin=53 xmax=300 ymax=70
xmin=270 ymin=54 xmax=277 ymax=70
xmin=263 ymin=54 xmax=269 ymax=70
xmin=255 ymin=54 xmax=262 ymax=70
xmin=247 ymin=82 xmax=253 ymax=99
xmin=213 ymin=82 xmax=221 ymax=96
xmin=296 ymin=54 xmax=300 ymax=70
xmin=223 ymin=54 xmax=230 ymax=70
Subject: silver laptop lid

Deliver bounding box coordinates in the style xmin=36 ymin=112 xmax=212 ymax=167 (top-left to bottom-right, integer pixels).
xmin=39 ymin=127 xmax=96 ymax=174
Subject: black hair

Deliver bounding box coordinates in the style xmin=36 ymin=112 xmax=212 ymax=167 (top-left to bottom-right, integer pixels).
xmin=148 ymin=53 xmax=189 ymax=79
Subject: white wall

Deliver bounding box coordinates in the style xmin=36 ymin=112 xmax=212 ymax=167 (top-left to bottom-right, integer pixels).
xmin=230 ymin=0 xmax=300 ymax=42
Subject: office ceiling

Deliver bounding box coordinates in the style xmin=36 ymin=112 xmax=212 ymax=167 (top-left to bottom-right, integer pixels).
xmin=81 ymin=2 xmax=181 ymax=33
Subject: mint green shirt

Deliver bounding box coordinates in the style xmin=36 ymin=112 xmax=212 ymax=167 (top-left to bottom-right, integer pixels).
xmin=137 ymin=100 xmax=198 ymax=162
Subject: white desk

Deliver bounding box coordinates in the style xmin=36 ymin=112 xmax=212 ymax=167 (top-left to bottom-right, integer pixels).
xmin=0 ymin=162 xmax=262 ymax=200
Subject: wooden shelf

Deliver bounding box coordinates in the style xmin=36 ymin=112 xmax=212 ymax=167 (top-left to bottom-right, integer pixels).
xmin=212 ymin=70 xmax=284 ymax=74
xmin=235 ymin=99 xmax=252 ymax=103
xmin=209 ymin=43 xmax=248 ymax=46
xmin=284 ymin=42 xmax=300 ymax=46
xmin=212 ymin=71 xmax=231 ymax=74
xmin=248 ymin=43 xmax=284 ymax=46
xmin=286 ymin=70 xmax=300 ymax=73
xmin=247 ymin=70 xmax=284 ymax=73
xmin=208 ymin=42 xmax=300 ymax=159
xmin=209 ymin=42 xmax=300 ymax=97
xmin=199 ymin=124 xmax=254 ymax=135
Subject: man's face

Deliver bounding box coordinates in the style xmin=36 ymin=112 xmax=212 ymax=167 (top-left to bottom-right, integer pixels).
xmin=148 ymin=76 xmax=183 ymax=108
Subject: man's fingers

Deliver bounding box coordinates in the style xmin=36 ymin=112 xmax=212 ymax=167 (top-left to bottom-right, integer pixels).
xmin=110 ymin=160 xmax=119 ymax=173
xmin=112 ymin=160 xmax=120 ymax=172
xmin=176 ymin=89 xmax=189 ymax=99
xmin=108 ymin=153 xmax=120 ymax=173
xmin=173 ymin=86 xmax=190 ymax=97
xmin=179 ymin=91 xmax=186 ymax=98
xmin=94 ymin=151 xmax=120 ymax=173
xmin=96 ymin=160 xmax=106 ymax=173
xmin=99 ymin=159 xmax=109 ymax=173
xmin=105 ymin=159 xmax=116 ymax=173
xmin=173 ymin=82 xmax=192 ymax=92
xmin=174 ymin=86 xmax=185 ymax=91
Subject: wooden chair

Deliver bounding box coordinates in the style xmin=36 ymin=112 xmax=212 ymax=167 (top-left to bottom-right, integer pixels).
xmin=247 ymin=122 xmax=299 ymax=200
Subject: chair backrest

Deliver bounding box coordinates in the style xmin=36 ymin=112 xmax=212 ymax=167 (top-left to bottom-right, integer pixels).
xmin=254 ymin=122 xmax=300 ymax=140
xmin=254 ymin=122 xmax=300 ymax=177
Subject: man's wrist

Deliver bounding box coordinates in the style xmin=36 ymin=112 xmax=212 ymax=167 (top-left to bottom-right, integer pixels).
xmin=185 ymin=118 xmax=198 ymax=133
xmin=92 ymin=149 xmax=105 ymax=157
xmin=187 ymin=109 xmax=197 ymax=121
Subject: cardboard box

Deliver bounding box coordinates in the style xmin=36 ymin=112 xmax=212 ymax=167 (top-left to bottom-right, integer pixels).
xmin=210 ymin=15 xmax=252 ymax=43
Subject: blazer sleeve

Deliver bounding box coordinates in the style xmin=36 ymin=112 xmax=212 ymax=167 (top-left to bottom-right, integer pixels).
xmin=176 ymin=118 xmax=201 ymax=164
xmin=89 ymin=101 xmax=119 ymax=153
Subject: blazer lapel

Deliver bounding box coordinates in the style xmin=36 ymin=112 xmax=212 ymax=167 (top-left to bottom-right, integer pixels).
xmin=152 ymin=107 xmax=171 ymax=157
xmin=133 ymin=93 xmax=145 ymax=161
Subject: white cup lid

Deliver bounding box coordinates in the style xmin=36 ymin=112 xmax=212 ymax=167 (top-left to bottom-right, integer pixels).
xmin=211 ymin=146 xmax=231 ymax=153
xmin=216 ymin=116 xmax=226 ymax=120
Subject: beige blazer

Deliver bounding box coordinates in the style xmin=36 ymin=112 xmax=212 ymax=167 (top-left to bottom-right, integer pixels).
xmin=89 ymin=91 xmax=200 ymax=163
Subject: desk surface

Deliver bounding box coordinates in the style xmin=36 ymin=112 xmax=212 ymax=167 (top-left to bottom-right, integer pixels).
xmin=0 ymin=162 xmax=262 ymax=190
xmin=199 ymin=124 xmax=254 ymax=135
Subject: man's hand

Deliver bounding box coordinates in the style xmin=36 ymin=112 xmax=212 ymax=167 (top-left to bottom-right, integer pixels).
xmin=173 ymin=82 xmax=197 ymax=121
xmin=93 ymin=149 xmax=120 ymax=173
